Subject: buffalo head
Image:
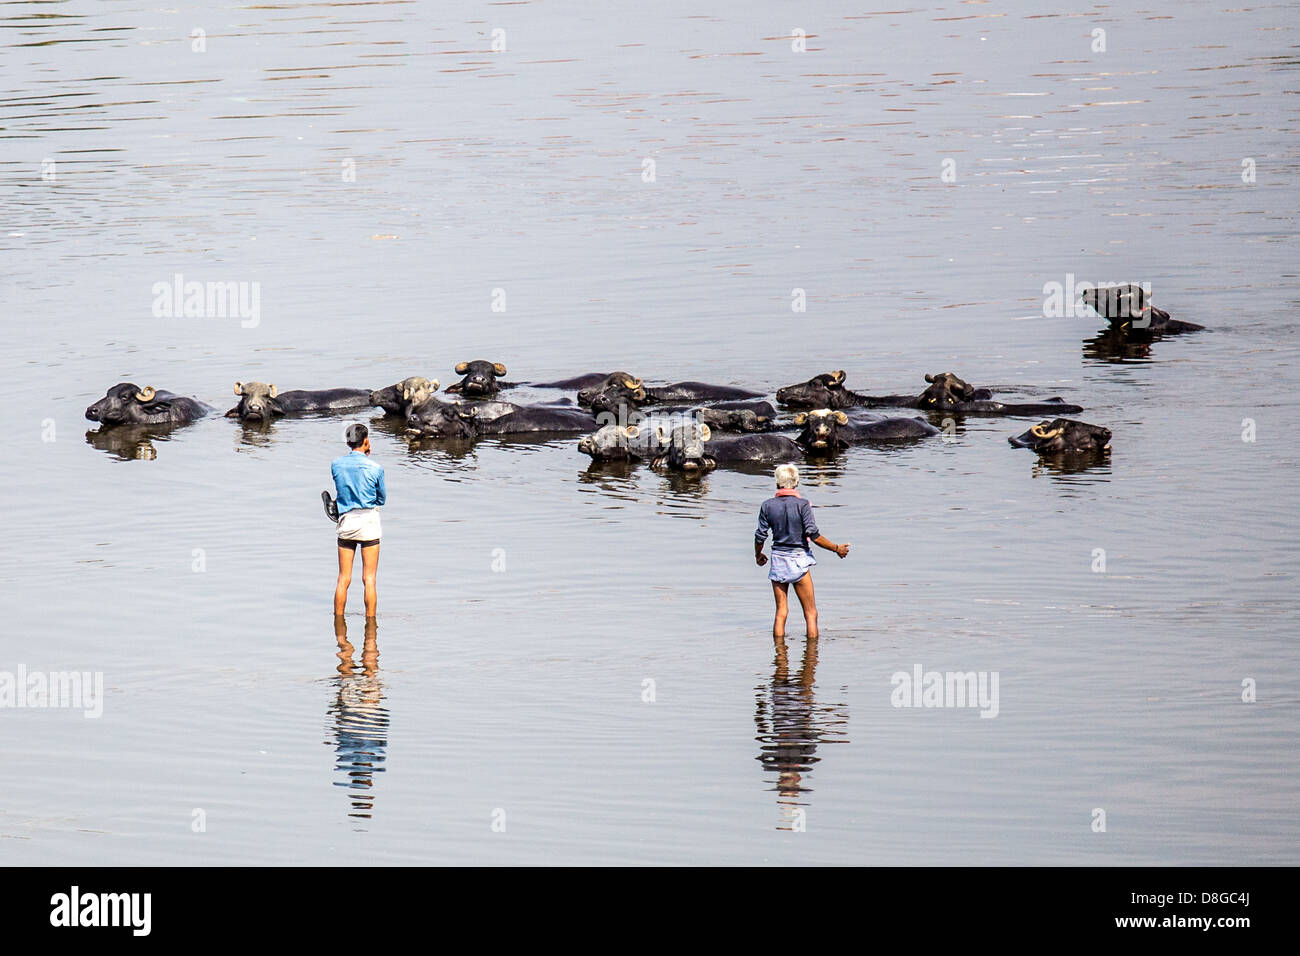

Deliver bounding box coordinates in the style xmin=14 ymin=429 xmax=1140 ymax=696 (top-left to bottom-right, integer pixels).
xmin=775 ymin=370 xmax=849 ymax=409
xmin=1008 ymin=418 xmax=1112 ymax=455
xmin=445 ymin=360 xmax=507 ymax=397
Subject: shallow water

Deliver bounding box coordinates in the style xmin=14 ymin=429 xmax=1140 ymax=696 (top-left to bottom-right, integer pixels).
xmin=2 ymin=0 xmax=1298 ymax=864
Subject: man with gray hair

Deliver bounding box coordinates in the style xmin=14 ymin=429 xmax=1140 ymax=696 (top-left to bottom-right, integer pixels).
xmin=754 ymin=463 xmax=849 ymax=638
xmin=323 ymin=423 xmax=386 ymax=617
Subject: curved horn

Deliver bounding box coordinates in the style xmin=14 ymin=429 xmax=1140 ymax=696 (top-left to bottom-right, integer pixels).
xmin=429 ymin=378 xmax=439 ymax=391
xmin=924 ymin=373 xmax=935 ymax=384
xmin=625 ymin=424 xmax=640 ymax=439
xmin=455 ymin=362 xmax=469 ymax=375
xmin=136 ymin=386 xmax=156 ymax=402
xmin=623 ymin=377 xmax=641 ymax=389
xmin=402 ymin=387 xmax=412 ymax=401
xmin=493 ymin=363 xmax=507 ymax=376
xmin=233 ymin=382 xmax=244 ymax=395
xmin=698 ymin=424 xmax=711 ymax=442
xmin=834 ymin=411 xmax=849 ymax=425
xmin=829 ymin=370 xmax=846 ymax=384
xmin=794 ymin=412 xmax=808 ymax=426
xmin=268 ymin=384 xmax=278 ymax=399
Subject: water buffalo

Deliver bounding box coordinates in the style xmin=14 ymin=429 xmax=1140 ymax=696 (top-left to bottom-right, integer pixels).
xmin=580 ymin=372 xmax=762 ymax=411
xmin=225 ymin=382 xmax=373 ymax=422
xmin=403 ymin=398 xmax=479 ymax=440
xmin=1009 ymin=419 xmax=1112 ymax=455
xmin=370 ymin=376 xmax=440 ymax=416
xmin=792 ymin=409 xmax=939 ymax=453
xmin=85 ymin=383 xmax=212 ymax=427
xmin=444 ymin=360 xmax=512 ymax=397
xmin=405 ymin=400 xmax=596 ymax=439
xmin=777 ymin=370 xmax=1083 ymax=416
xmin=650 ymin=421 xmax=801 ymax=472
xmin=530 ymin=372 xmax=618 ymax=391
xmin=577 ymin=423 xmax=666 ymax=463
xmin=693 ymin=400 xmax=778 ymax=433
xmin=1081 ymin=285 xmax=1204 ymax=334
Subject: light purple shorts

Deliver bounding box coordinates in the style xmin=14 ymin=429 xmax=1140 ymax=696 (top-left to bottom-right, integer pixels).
xmin=768 ymin=547 xmax=816 ymax=584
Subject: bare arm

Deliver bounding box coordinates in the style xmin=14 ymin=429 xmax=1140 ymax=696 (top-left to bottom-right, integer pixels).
xmin=810 ymin=534 xmax=850 ymax=559
xmin=755 ymin=538 xmax=768 ymax=566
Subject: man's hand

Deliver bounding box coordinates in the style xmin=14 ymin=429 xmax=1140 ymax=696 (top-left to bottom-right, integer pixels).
xmin=756 ymin=551 xmax=768 ymax=566
xmin=835 ymin=542 xmax=851 ymax=559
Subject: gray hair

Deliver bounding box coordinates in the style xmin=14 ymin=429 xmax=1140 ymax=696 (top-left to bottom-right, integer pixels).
xmin=775 ymin=463 xmax=799 ymax=489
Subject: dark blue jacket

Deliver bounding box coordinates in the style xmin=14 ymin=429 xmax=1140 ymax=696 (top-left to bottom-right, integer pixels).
xmin=755 ymin=495 xmax=819 ymax=552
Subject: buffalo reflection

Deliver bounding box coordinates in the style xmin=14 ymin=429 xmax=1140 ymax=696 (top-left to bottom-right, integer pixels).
xmin=754 ymin=635 xmax=849 ymax=830
xmin=326 ymin=616 xmax=389 ymax=824
xmin=84 ymin=425 xmax=176 ymax=460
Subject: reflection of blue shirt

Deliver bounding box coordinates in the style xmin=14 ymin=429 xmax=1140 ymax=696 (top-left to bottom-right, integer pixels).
xmin=331 ymin=451 xmax=386 ymax=515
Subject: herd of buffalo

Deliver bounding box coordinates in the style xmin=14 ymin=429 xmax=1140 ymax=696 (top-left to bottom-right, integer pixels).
xmin=84 ymin=287 xmax=1203 ymax=470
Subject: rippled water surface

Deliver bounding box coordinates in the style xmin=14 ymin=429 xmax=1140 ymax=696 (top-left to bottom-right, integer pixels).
xmin=3 ymin=0 xmax=1298 ymax=864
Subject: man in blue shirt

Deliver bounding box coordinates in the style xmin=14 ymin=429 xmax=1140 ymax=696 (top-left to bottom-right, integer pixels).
xmin=324 ymin=424 xmax=386 ymax=617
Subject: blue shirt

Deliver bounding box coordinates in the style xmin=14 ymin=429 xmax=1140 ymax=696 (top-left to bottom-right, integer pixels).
xmin=755 ymin=494 xmax=819 ymax=553
xmin=331 ymin=451 xmax=386 ymax=515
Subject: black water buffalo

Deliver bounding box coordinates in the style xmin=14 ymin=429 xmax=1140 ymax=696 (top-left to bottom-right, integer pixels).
xmin=225 ymin=382 xmax=372 ymax=422
xmin=792 ymin=409 xmax=939 ymax=453
xmin=1009 ymin=418 xmax=1112 ymax=455
xmin=530 ymin=372 xmax=618 ymax=391
xmin=85 ymin=383 xmax=212 ymax=427
xmin=1080 ymin=284 xmax=1204 ymax=335
xmin=580 ymin=372 xmax=762 ymax=411
xmin=692 ymin=400 xmax=778 ymax=433
xmin=777 ymin=370 xmax=1082 ymax=416
xmin=577 ymin=423 xmax=667 ymax=463
xmin=405 ymin=400 xmax=596 ymax=439
xmin=650 ymin=421 xmax=801 ymax=472
xmin=444 ymin=360 xmax=512 ymax=397
xmin=402 ymin=398 xmax=479 ymax=440
xmin=370 ymin=376 xmax=440 ymax=416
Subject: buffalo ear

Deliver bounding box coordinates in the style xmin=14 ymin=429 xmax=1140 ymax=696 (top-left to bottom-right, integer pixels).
xmin=794 ymin=412 xmax=808 ymax=425
xmin=402 ymin=387 xmax=412 ymax=401
xmin=444 ymin=382 xmax=462 ymax=393
xmin=698 ymin=424 xmax=712 ymax=442
xmin=835 ymin=411 xmax=848 ymax=425
xmin=924 ymin=373 xmax=935 ymax=384
xmin=455 ymin=361 xmax=469 ymax=375
xmin=233 ymin=382 xmax=244 ymax=395
xmin=224 ymin=407 xmax=240 ymax=418
xmin=269 ymin=384 xmax=278 ymax=399
xmin=493 ymin=363 xmax=507 ymax=376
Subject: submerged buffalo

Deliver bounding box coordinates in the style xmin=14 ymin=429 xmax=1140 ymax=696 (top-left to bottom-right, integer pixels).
xmin=692 ymin=400 xmax=778 ymax=433
xmin=580 ymin=372 xmax=762 ymax=411
xmin=793 ymin=409 xmax=938 ymax=453
xmin=1080 ymin=285 xmax=1204 ymax=335
xmin=226 ymin=382 xmax=372 ymax=422
xmin=777 ymin=370 xmax=1082 ymax=416
xmin=650 ymin=421 xmax=800 ymax=472
xmin=405 ymin=400 xmax=596 ymax=439
xmin=578 ymin=423 xmax=666 ymax=463
xmin=85 ymin=383 xmax=212 ymax=427
xmin=370 ymin=376 xmax=441 ymax=416
xmin=444 ymin=360 xmax=512 ymax=397
xmin=1009 ymin=418 xmax=1112 ymax=456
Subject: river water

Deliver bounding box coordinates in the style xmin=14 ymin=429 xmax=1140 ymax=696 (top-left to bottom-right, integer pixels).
xmin=2 ymin=0 xmax=1298 ymax=864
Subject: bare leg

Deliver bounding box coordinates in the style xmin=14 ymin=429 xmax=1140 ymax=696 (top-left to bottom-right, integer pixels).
xmin=792 ymin=572 xmax=818 ymax=638
xmin=360 ymin=543 xmax=380 ymax=618
xmin=771 ymin=581 xmax=790 ymax=638
xmin=334 ymin=543 xmax=356 ymax=616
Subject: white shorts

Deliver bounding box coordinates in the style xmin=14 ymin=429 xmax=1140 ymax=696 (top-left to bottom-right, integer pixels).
xmin=337 ymin=508 xmax=382 ymax=543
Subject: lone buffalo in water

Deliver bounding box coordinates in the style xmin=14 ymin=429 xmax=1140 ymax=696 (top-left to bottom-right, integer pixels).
xmin=370 ymin=376 xmax=441 ymax=417
xmin=86 ymin=383 xmax=212 ymax=427
xmin=777 ymin=370 xmax=1083 ymax=416
xmin=793 ymin=408 xmax=939 ymax=453
xmin=444 ymin=360 xmax=512 ymax=398
xmin=225 ymin=382 xmax=373 ymax=422
xmin=1009 ymin=419 xmax=1112 ymax=456
xmin=1080 ymin=284 xmax=1204 ymax=335
xmin=405 ymin=399 xmax=596 ymax=440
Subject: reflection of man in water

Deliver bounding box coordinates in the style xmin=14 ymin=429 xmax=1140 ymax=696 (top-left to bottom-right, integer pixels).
xmin=754 ymin=635 xmax=849 ymax=828
xmin=327 ymin=616 xmax=388 ymax=822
